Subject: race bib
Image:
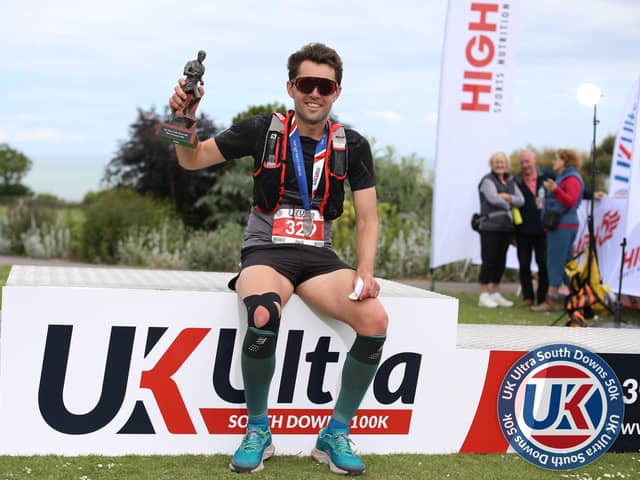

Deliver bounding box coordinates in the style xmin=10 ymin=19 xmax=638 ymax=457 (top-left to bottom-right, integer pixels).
xmin=272 ymin=208 xmax=325 ymax=247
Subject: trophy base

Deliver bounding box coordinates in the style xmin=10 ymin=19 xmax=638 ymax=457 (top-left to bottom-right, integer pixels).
xmin=156 ymin=123 xmax=198 ymax=148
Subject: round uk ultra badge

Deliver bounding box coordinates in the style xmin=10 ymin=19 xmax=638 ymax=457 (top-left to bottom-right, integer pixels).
xmin=497 ymin=344 xmax=624 ymax=470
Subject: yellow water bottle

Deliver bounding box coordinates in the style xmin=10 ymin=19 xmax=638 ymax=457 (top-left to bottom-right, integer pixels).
xmin=512 ymin=207 xmax=523 ymax=225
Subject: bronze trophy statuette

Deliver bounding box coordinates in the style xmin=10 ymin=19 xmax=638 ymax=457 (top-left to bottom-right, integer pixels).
xmin=156 ymin=50 xmax=206 ymax=148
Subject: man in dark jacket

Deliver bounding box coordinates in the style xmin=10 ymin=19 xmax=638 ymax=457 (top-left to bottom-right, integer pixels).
xmin=514 ymin=149 xmax=607 ymax=307
xmin=513 ymin=149 xmax=553 ymax=306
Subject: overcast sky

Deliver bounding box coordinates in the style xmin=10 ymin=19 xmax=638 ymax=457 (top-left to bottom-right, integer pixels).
xmin=2 ymin=0 xmax=640 ymax=200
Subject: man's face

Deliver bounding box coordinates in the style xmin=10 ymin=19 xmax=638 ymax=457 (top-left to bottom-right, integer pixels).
xmin=286 ymin=60 xmax=341 ymax=127
xmin=519 ymin=152 xmax=536 ymax=175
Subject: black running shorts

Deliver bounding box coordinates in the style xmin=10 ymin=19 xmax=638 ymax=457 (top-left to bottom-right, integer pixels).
xmin=227 ymin=244 xmax=353 ymax=290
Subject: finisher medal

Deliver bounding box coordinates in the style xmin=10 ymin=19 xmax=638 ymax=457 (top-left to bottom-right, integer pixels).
xmin=303 ymin=210 xmax=314 ymax=237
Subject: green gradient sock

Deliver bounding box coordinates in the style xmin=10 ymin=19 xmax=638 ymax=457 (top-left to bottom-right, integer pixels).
xmin=241 ymin=327 xmax=276 ymax=419
xmin=332 ymin=334 xmax=386 ymax=426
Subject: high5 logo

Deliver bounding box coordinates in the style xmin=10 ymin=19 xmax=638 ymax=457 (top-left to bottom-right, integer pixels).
xmin=499 ymin=344 xmax=624 ymax=471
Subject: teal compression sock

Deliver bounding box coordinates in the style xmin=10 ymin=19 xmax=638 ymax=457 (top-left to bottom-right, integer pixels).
xmin=248 ymin=415 xmax=269 ymax=428
xmin=241 ymin=327 xmax=277 ymax=419
xmin=332 ymin=334 xmax=386 ymax=426
xmin=327 ymin=417 xmax=349 ymax=432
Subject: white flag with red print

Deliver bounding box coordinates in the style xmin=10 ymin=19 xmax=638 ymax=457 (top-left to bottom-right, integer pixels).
xmin=431 ymin=1 xmax=521 ymax=267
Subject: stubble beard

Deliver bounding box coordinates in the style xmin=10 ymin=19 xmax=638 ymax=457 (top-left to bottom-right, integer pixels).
xmin=295 ymin=99 xmax=331 ymax=128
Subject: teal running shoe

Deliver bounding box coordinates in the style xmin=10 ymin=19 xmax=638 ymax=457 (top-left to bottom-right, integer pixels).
xmin=229 ymin=425 xmax=275 ymax=473
xmin=311 ymin=427 xmax=365 ymax=475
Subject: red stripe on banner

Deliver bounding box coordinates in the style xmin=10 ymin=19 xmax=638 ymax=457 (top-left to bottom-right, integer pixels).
xmin=532 ymin=435 xmax=591 ymax=449
xmin=459 ymin=350 xmax=525 ymax=453
xmin=199 ymin=408 xmax=413 ymax=435
xmin=532 ymin=365 xmax=589 ymax=378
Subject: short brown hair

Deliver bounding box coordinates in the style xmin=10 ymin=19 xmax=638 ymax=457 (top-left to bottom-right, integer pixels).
xmin=556 ymin=149 xmax=582 ymax=169
xmin=287 ymin=43 xmax=343 ymax=85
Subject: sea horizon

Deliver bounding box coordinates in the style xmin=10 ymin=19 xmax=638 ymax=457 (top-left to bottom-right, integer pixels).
xmin=23 ymin=155 xmax=108 ymax=203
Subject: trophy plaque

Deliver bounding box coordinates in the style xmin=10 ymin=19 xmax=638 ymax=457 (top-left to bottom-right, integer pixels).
xmin=156 ymin=50 xmax=206 ymax=148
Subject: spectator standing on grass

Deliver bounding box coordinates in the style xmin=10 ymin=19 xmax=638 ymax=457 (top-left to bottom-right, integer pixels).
xmin=477 ymin=151 xmax=525 ymax=308
xmin=515 ymin=149 xmax=605 ymax=308
xmin=513 ymin=149 xmax=553 ymax=306
xmin=531 ymin=149 xmax=584 ymax=312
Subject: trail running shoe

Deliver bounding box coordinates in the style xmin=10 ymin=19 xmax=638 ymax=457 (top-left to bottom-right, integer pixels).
xmin=311 ymin=427 xmax=365 ymax=476
xmin=229 ymin=425 xmax=275 ymax=473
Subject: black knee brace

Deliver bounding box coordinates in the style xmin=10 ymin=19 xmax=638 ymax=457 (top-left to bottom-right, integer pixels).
xmin=243 ymin=292 xmax=282 ymax=332
xmin=242 ymin=292 xmax=282 ymax=358
xmin=349 ymin=334 xmax=386 ymax=364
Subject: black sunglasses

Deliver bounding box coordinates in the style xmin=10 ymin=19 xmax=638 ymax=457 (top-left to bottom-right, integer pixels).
xmin=292 ymin=77 xmax=338 ymax=96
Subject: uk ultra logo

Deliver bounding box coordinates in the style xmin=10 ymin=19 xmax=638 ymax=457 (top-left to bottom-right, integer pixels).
xmin=498 ymin=344 xmax=624 ymax=470
xmin=36 ymin=325 xmax=421 ymax=436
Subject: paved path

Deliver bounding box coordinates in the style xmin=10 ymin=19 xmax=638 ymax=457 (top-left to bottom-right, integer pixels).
xmin=0 ymin=256 xmax=94 ymax=267
xmin=400 ymin=278 xmax=519 ymax=294
xmin=0 ymin=255 xmax=519 ymax=294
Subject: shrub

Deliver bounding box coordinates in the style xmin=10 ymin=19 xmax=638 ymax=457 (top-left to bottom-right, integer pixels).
xmin=115 ymin=220 xmax=244 ymax=272
xmin=331 ymin=199 xmax=357 ymax=266
xmin=21 ymin=221 xmax=72 ymax=258
xmin=185 ymin=222 xmax=244 ymax=272
xmin=116 ymin=220 xmax=188 ymax=269
xmin=81 ymin=188 xmax=177 ymax=263
xmin=0 ymin=198 xmax=57 ymax=254
xmin=331 ymin=199 xmax=430 ymax=278
xmin=0 ymin=224 xmax=11 ymax=254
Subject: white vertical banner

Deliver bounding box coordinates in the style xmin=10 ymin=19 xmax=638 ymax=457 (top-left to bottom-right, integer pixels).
xmin=430 ymin=1 xmax=521 ymax=268
xmin=573 ymin=198 xmax=640 ymax=298
xmin=621 ymin=223 xmax=640 ymax=297
xmin=573 ymin=198 xmax=626 ymax=291
xmin=608 ymin=78 xmax=639 ymax=198
xmin=603 ymin=77 xmax=640 ymax=297
xmin=619 ymin=78 xmax=640 ymax=296
xmin=623 ymin=78 xmax=640 ymax=238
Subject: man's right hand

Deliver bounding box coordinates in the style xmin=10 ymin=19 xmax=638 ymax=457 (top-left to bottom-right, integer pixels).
xmin=169 ymin=78 xmax=205 ymax=117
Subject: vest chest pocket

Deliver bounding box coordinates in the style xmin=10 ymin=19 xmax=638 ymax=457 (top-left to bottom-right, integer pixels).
xmin=253 ymin=128 xmax=284 ymax=213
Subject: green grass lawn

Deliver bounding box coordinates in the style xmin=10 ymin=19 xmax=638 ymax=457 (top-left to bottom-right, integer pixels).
xmin=0 ymin=452 xmax=638 ymax=480
xmin=448 ymin=290 xmax=640 ymax=328
xmin=0 ymin=265 xmax=10 ymax=310
xmin=0 ymin=270 xmax=638 ymax=478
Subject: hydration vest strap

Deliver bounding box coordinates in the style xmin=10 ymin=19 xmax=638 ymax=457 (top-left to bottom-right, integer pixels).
xmin=330 ymin=124 xmax=347 ymax=177
xmin=332 ymin=125 xmax=346 ymax=149
xmin=257 ymin=111 xmax=347 ymax=216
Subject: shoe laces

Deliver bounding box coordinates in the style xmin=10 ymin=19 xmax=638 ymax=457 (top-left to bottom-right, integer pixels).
xmin=239 ymin=427 xmax=268 ymax=452
xmin=324 ymin=431 xmax=356 ymax=457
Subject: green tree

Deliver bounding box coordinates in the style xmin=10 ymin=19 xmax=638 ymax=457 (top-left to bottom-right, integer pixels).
xmin=0 ymin=143 xmax=32 ymax=194
xmin=104 ymin=107 xmax=222 ymax=227
xmin=510 ymin=134 xmax=615 ymax=193
xmin=230 ymin=102 xmax=288 ymax=125
xmin=587 ymin=133 xmax=615 ymax=191
xmin=374 ymin=145 xmax=431 ymax=218
xmin=331 ymin=144 xmax=431 ymax=277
